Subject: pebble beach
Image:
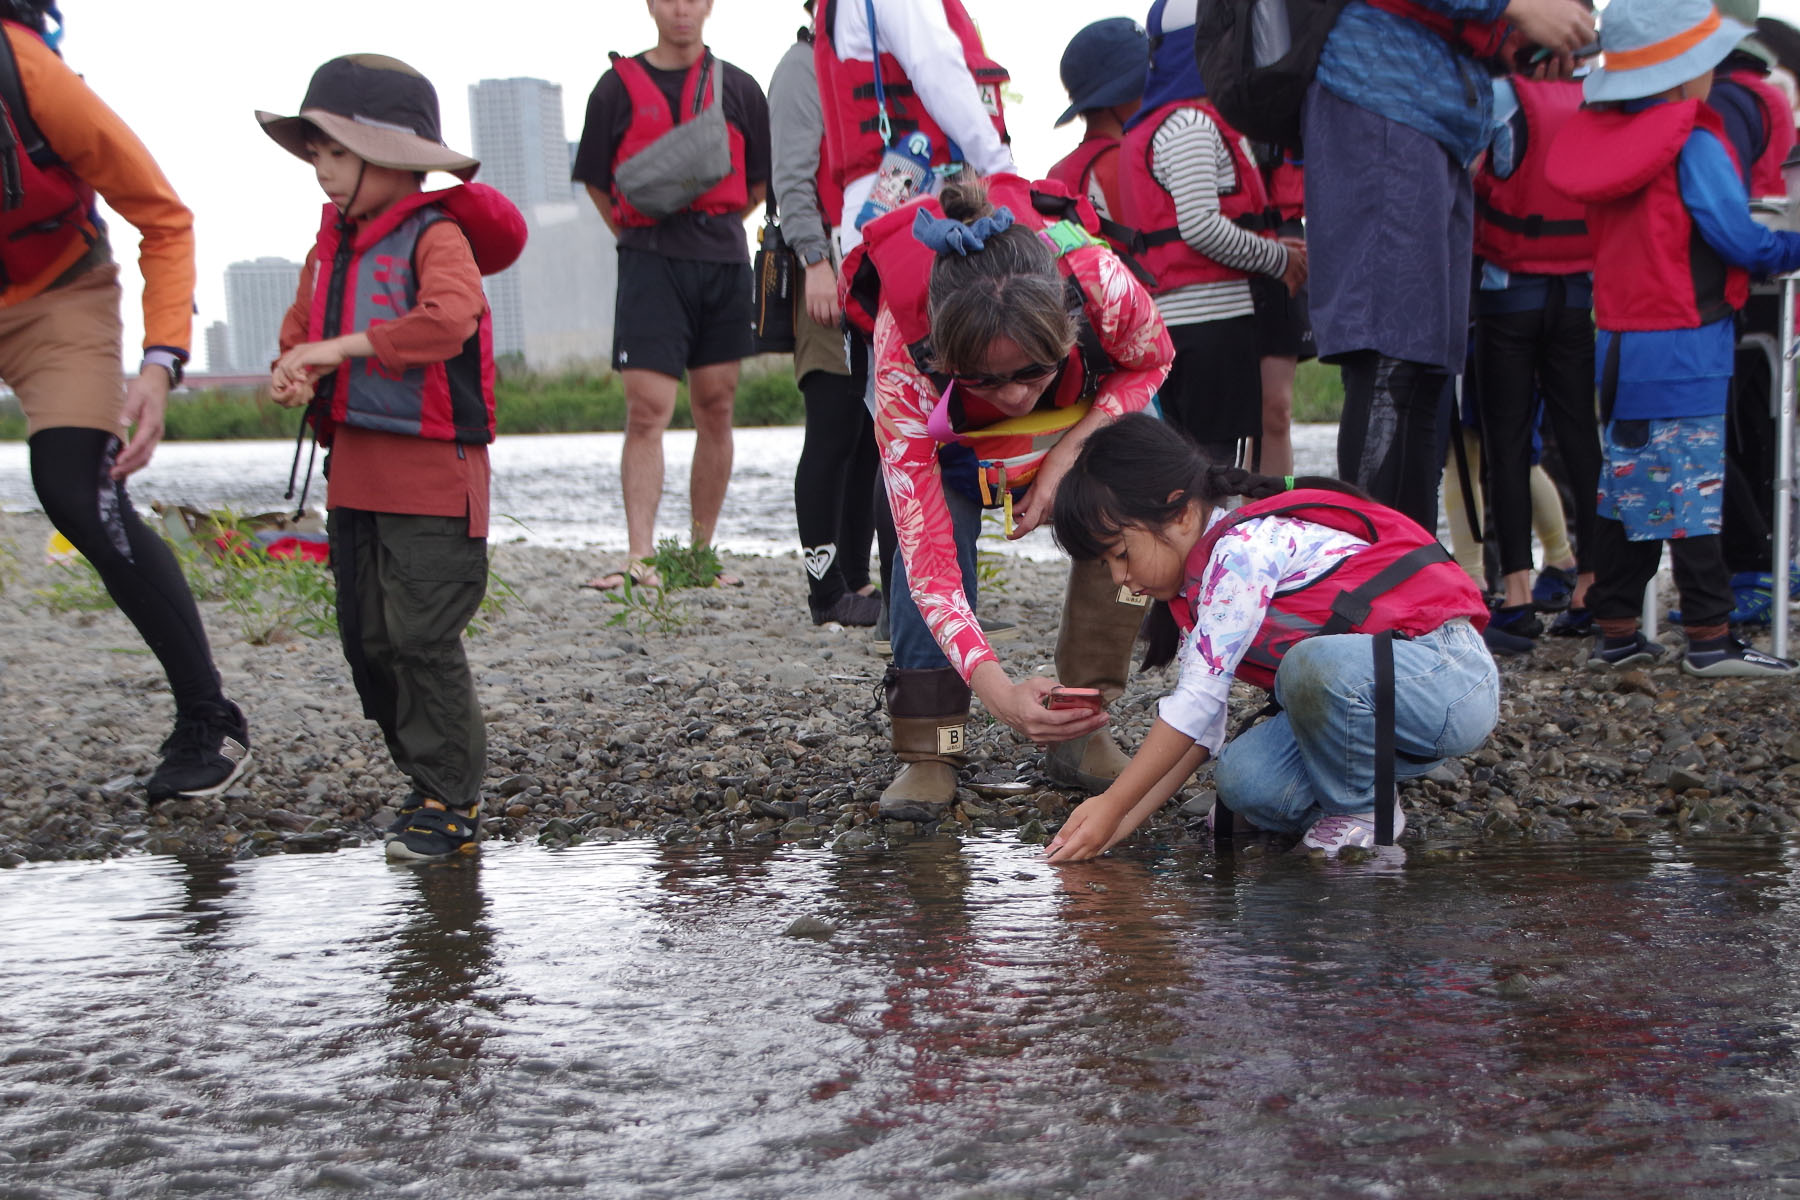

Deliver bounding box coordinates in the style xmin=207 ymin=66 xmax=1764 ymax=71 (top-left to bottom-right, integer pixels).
xmin=3 ymin=508 xmax=1799 ymax=867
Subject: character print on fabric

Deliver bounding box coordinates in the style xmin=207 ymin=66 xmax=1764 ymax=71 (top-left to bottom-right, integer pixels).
xmin=96 ymin=437 xmax=134 ymax=561
xmin=1597 ymin=414 xmax=1727 ymax=541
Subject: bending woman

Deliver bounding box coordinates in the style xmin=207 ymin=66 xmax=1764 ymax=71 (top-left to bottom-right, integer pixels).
xmin=852 ymin=174 xmax=1174 ymax=820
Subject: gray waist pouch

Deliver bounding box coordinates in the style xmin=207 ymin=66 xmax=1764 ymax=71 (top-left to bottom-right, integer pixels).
xmin=613 ymin=54 xmax=733 ymax=220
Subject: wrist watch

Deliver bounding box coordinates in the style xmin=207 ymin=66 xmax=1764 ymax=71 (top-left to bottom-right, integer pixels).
xmin=141 ymin=348 xmax=184 ymax=387
xmin=801 ymin=246 xmax=830 ymax=267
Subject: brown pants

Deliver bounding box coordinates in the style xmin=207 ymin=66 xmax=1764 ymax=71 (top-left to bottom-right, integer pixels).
xmin=0 ymin=264 xmax=126 ymax=436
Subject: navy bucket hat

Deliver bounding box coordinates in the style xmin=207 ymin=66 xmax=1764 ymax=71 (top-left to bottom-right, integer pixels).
xmin=1056 ymin=18 xmax=1151 ymax=126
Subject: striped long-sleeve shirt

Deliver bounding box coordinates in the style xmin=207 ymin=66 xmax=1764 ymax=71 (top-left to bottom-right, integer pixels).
xmin=1149 ymin=106 xmax=1287 ymax=328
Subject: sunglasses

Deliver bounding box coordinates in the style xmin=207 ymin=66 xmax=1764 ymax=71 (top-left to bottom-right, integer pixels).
xmin=949 ymin=361 xmax=1061 ymax=391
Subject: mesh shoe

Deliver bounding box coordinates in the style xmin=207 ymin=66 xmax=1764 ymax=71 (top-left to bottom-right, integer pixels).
xmin=146 ymin=699 xmax=251 ymax=803
xmin=1668 ymin=571 xmax=1774 ymax=629
xmin=1301 ymin=806 xmax=1407 ymax=856
xmin=1488 ymin=602 xmax=1544 ymax=639
xmin=1585 ymin=633 xmax=1668 ymax=671
xmin=1531 ymin=565 xmax=1578 ymax=612
xmin=1681 ymin=638 xmax=1799 ymax=679
xmin=386 ymin=803 xmax=481 ymax=861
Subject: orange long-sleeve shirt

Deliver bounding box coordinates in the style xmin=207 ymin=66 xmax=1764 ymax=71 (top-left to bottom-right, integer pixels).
xmin=7 ymin=25 xmax=194 ymax=354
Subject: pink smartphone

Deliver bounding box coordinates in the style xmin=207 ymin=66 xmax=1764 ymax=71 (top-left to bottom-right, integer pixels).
xmin=1045 ymin=686 xmax=1104 ymax=711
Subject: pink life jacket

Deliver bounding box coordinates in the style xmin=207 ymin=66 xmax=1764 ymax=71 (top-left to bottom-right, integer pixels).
xmin=1170 ymin=489 xmax=1489 ymax=691
xmin=304 ymin=184 xmax=526 ymax=446
xmin=1725 ymin=66 xmax=1797 ymax=197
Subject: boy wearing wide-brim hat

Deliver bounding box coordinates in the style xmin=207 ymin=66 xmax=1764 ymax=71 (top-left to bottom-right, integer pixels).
xmin=258 ymin=54 xmax=527 ymax=861
xmin=1546 ymin=0 xmax=1800 ymax=678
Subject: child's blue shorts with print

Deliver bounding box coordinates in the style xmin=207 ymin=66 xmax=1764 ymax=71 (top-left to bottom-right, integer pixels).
xmin=1595 ymin=414 xmax=1726 ymax=541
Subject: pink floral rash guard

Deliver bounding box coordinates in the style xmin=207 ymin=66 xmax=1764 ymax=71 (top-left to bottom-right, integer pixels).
xmin=873 ymin=245 xmax=1174 ymax=681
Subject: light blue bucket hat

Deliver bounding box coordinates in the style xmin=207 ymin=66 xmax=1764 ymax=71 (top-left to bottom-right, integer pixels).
xmin=1584 ymin=0 xmax=1752 ymax=102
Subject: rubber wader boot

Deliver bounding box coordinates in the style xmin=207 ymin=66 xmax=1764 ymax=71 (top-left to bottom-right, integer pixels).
xmin=879 ymin=665 xmax=971 ymax=822
xmin=1046 ymin=557 xmax=1148 ymax=793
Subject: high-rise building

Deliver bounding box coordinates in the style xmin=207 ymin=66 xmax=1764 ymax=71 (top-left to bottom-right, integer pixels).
xmin=223 ymin=258 xmax=301 ymax=376
xmin=203 ymin=321 xmax=231 ymax=376
xmin=469 ymin=78 xmax=569 ymax=360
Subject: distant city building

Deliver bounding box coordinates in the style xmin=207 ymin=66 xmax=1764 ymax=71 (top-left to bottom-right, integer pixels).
xmin=467 ymin=77 xmax=614 ymax=368
xmin=223 ymin=258 xmax=301 ymax=377
xmin=203 ymin=321 xmax=231 ymax=375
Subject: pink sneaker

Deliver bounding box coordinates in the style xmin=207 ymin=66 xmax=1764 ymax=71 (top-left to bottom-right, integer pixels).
xmin=1301 ymin=806 xmax=1406 ymax=855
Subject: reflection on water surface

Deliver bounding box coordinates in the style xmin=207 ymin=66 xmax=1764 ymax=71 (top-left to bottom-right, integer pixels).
xmin=4 ymin=837 xmax=1800 ymax=1197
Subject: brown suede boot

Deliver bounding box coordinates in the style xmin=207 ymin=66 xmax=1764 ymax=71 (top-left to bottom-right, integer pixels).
xmin=879 ymin=665 xmax=971 ymax=822
xmin=1046 ymin=557 xmax=1148 ymax=794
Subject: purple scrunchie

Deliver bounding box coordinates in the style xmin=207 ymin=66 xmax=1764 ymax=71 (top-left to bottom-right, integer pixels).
xmin=912 ymin=204 xmax=1016 ymax=255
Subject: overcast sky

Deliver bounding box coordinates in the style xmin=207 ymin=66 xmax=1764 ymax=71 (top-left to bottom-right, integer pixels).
xmin=60 ymin=0 xmax=1800 ymax=367
xmin=66 ymin=0 xmax=1091 ymax=367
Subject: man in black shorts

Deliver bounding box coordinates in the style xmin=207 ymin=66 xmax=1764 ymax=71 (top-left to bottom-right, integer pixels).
xmin=574 ymin=0 xmax=771 ymax=590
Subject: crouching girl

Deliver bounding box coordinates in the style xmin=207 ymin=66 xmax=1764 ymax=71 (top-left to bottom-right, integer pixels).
xmin=1045 ymin=414 xmax=1499 ymax=861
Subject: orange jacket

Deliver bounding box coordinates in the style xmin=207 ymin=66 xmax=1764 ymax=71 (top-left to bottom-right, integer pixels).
xmin=6 ymin=25 xmax=193 ymax=354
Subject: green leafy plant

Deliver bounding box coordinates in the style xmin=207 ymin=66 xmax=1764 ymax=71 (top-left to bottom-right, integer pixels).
xmin=35 ymin=557 xmax=112 ymax=613
xmin=976 ymin=511 xmax=1012 ymax=597
xmin=645 ymin=537 xmax=724 ymax=590
xmin=467 ymin=561 xmax=520 ymax=636
xmin=601 ymin=573 xmax=689 ymax=635
xmin=0 ymin=536 xmax=19 ymax=597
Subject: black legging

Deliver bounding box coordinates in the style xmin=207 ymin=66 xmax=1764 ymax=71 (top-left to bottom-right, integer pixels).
xmin=793 ymin=368 xmax=878 ymax=606
xmin=1337 ymin=351 xmax=1446 ymax=531
xmin=1475 ymin=289 xmax=1601 ymax=577
xmin=29 ymin=426 xmax=222 ymax=712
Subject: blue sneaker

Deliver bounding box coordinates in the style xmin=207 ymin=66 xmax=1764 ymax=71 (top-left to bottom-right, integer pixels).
xmin=1548 ymin=607 xmax=1592 ymax=637
xmin=1532 ymin=565 xmax=1578 ymax=612
xmin=1669 ymin=571 xmax=1774 ymax=629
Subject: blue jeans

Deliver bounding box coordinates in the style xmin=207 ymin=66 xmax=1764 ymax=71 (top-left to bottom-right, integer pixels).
xmin=1212 ymin=620 xmax=1498 ymax=833
xmin=890 ymin=483 xmax=983 ymax=671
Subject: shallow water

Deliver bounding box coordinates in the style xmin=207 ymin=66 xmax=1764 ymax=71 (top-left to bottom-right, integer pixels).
xmin=6 ymin=835 xmax=1800 ymax=1198
xmin=0 ymin=425 xmax=1343 ymax=560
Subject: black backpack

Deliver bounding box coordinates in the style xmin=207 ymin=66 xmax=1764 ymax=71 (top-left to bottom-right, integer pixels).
xmin=1194 ymin=0 xmax=1353 ymax=151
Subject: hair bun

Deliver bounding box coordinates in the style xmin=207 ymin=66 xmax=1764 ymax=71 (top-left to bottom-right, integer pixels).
xmin=938 ymin=177 xmax=994 ymax=224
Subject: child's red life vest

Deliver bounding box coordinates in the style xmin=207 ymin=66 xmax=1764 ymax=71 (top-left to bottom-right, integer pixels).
xmin=0 ymin=21 xmax=99 ymax=291
xmin=1364 ymin=0 xmax=1510 ymax=62
xmin=1169 ymin=489 xmax=1489 ymax=692
xmin=305 ymin=184 xmax=526 ymax=447
xmin=1117 ymin=99 xmax=1277 ymax=293
xmin=1724 ymin=67 xmax=1796 ymax=197
xmin=812 ymin=0 xmax=1009 ymax=191
xmin=1046 ymin=135 xmax=1114 ymax=201
xmin=1548 ymin=99 xmax=1749 ymax=332
xmin=1474 ymin=78 xmax=1593 ymax=275
xmin=607 ymin=50 xmax=749 ymax=228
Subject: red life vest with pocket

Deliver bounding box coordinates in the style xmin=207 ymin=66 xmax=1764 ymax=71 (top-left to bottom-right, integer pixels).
xmin=1725 ymin=66 xmax=1796 ymax=197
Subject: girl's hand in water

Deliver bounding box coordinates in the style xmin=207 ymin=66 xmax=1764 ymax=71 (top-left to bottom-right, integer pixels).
xmin=1046 ymin=791 xmax=1133 ymax=863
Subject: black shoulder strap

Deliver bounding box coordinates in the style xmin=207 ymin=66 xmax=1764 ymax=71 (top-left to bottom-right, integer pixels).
xmin=0 ymin=30 xmax=48 ymax=165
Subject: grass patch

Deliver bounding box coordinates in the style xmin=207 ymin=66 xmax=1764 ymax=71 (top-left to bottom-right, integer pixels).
xmin=1292 ymin=359 xmax=1344 ymax=424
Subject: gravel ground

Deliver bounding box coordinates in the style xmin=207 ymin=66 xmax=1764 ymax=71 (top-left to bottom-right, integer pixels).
xmin=2 ymin=509 xmax=1798 ymax=866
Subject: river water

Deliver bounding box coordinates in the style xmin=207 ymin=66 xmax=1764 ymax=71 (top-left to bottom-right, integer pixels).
xmin=0 ymin=425 xmax=1342 ymax=561
xmin=5 ymin=835 xmax=1800 ymax=1197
